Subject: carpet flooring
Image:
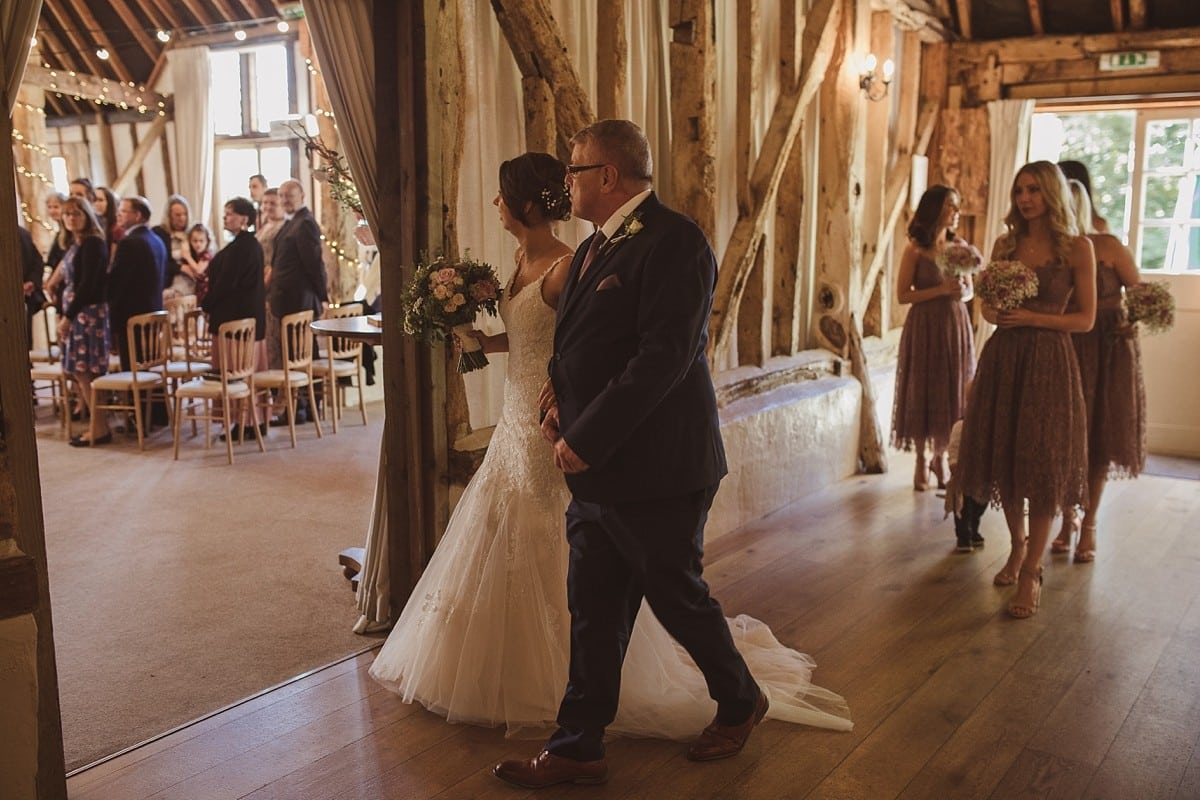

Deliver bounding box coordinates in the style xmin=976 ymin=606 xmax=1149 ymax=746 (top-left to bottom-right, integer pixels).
xmin=35 ymin=392 xmax=388 ymax=772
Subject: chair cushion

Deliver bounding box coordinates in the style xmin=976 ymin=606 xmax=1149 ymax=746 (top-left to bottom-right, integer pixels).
xmin=31 ymin=363 xmax=65 ymax=380
xmin=253 ymin=369 xmax=311 ymax=388
xmin=314 ymin=360 xmax=359 ymax=378
xmin=93 ymin=371 xmax=164 ymax=389
xmin=176 ymin=378 xmax=251 ymax=400
xmin=156 ymin=361 xmax=213 ymax=378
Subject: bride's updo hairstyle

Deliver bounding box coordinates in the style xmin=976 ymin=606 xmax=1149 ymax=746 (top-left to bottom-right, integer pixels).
xmin=500 ymin=152 xmax=572 ymax=225
xmin=907 ymin=184 xmax=958 ymax=249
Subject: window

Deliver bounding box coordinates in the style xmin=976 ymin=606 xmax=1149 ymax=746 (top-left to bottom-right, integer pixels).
xmin=1030 ymin=104 xmax=1200 ymax=273
xmin=210 ymin=40 xmax=299 ymax=238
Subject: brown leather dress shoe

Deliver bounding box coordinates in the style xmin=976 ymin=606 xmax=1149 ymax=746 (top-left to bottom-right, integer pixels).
xmin=687 ymin=690 xmax=770 ymax=761
xmin=492 ymin=750 xmax=609 ymax=789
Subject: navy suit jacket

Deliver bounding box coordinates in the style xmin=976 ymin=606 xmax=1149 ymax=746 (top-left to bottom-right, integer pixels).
xmin=202 ymin=230 xmax=266 ymax=339
xmin=268 ymin=207 xmax=328 ymax=317
xmin=107 ymin=224 xmax=166 ymax=329
xmin=550 ymin=192 xmax=727 ymax=503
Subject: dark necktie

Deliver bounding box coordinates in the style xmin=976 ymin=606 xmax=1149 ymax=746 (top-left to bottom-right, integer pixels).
xmin=579 ymin=231 xmax=606 ymax=278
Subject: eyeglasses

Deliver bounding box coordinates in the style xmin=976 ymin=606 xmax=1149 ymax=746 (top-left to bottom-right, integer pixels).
xmin=566 ymin=163 xmax=606 ymax=175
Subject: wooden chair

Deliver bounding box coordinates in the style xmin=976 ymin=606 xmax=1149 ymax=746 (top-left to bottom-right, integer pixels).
xmin=254 ymin=310 xmax=323 ymax=448
xmin=88 ymin=311 xmax=171 ymax=450
xmin=182 ymin=309 xmax=213 ymax=363
xmin=164 ymin=294 xmax=198 ymax=359
xmin=29 ymin=302 xmax=61 ymax=363
xmin=313 ymin=303 xmax=367 ymax=433
xmin=173 ymin=318 xmax=264 ymax=465
xmin=155 ymin=308 xmax=213 ymax=415
xmin=31 ymin=361 xmax=72 ymax=434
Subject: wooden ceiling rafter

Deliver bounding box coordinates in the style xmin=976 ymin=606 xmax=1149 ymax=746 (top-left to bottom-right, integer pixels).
xmin=41 ymin=0 xmax=120 ymax=83
xmin=36 ymin=29 xmax=85 ymax=77
xmin=65 ymin=0 xmax=139 ymax=86
xmin=1109 ymin=0 xmax=1125 ymax=31
xmin=1129 ymin=0 xmax=1147 ymax=29
xmin=176 ymin=0 xmax=219 ymax=28
xmin=107 ymin=0 xmax=163 ymax=67
xmin=143 ymin=0 xmax=186 ymax=32
xmin=953 ymin=0 xmax=972 ymax=39
xmin=1027 ymin=0 xmax=1045 ymax=35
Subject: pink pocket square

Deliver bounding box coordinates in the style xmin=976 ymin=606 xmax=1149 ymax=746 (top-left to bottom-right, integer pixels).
xmin=596 ymin=274 xmax=623 ymax=291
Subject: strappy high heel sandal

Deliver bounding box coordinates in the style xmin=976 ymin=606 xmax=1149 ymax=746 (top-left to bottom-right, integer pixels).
xmin=1051 ymin=511 xmax=1077 ymax=555
xmin=929 ymin=453 xmax=948 ymax=491
xmin=913 ymin=452 xmax=929 ymax=492
xmin=1007 ymin=566 xmax=1043 ymax=619
xmin=1074 ymin=524 xmax=1097 ymax=564
xmin=993 ymin=539 xmax=1027 ymax=587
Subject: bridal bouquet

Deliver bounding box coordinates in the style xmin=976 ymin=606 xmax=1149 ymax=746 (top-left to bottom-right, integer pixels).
xmin=936 ymin=241 xmax=984 ymax=277
xmin=975 ymin=260 xmax=1039 ymax=311
xmin=1124 ymin=281 xmax=1175 ymax=334
xmin=401 ymin=253 xmax=502 ymax=372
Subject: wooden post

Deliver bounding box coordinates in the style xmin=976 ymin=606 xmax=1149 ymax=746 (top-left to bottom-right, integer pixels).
xmin=13 ymin=82 xmax=52 ymax=253
xmin=737 ymin=239 xmax=767 ymax=366
xmin=595 ymin=0 xmax=627 ymax=120
xmin=859 ymin=11 xmax=894 ymax=336
xmin=669 ymin=0 xmax=718 ymax=244
xmin=772 ymin=130 xmax=806 ymax=356
xmin=523 ymin=77 xmax=556 ymax=154
xmin=736 ymin=0 xmax=762 ymax=217
xmin=849 ymin=313 xmax=887 ymax=472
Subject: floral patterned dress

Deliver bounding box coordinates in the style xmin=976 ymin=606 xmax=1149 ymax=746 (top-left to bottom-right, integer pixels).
xmin=60 ymin=241 xmax=110 ymax=377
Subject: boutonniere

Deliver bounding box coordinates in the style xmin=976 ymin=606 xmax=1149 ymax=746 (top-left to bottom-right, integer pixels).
xmin=601 ymin=211 xmax=644 ymax=252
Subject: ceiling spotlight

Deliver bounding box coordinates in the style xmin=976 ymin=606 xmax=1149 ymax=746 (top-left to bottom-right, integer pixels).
xmin=96 ymin=48 xmax=110 ymax=60
xmin=277 ymin=20 xmax=290 ymax=32
xmin=234 ymin=29 xmax=247 ymax=41
xmin=156 ymin=29 xmax=170 ymax=43
xmin=30 ymin=36 xmax=38 ymax=48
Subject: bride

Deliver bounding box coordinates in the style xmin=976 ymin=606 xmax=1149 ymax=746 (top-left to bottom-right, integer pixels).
xmin=369 ymin=152 xmax=852 ymax=739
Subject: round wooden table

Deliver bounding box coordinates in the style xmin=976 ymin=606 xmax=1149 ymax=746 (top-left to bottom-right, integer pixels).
xmin=310 ymin=313 xmax=382 ymax=344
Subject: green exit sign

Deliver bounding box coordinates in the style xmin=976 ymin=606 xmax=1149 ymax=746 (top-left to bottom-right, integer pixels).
xmin=1098 ymin=51 xmax=1161 ymax=71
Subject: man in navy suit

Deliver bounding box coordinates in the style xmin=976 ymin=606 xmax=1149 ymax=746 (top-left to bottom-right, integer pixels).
xmin=108 ymin=195 xmax=166 ymax=371
xmin=494 ymin=120 xmax=765 ymax=789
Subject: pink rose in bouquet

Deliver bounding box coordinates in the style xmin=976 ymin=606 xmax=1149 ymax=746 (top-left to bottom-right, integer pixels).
xmin=936 ymin=241 xmax=984 ymax=277
xmin=401 ymin=253 xmax=502 ymax=372
xmin=975 ymin=260 xmax=1039 ymax=311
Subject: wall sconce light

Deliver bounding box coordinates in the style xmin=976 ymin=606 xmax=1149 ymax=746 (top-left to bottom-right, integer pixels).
xmin=859 ymin=54 xmax=894 ymax=102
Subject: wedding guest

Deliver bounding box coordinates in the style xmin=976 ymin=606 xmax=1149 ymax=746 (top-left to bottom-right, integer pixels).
xmin=248 ymin=173 xmax=268 ymax=227
xmin=42 ymin=192 xmax=69 ymax=309
xmin=944 ymin=378 xmax=985 ymax=552
xmin=256 ymin=187 xmax=286 ymax=371
xmin=891 ymin=185 xmax=976 ymax=491
xmin=19 ymin=222 xmax=46 ymax=349
xmin=1058 ymin=160 xmax=1109 ymax=234
xmin=179 ymin=223 xmax=215 ymax=303
xmin=1050 ymin=178 xmax=1145 ymax=564
xmin=958 ymin=161 xmax=1096 ymax=619
xmin=108 ymin=196 xmax=166 ymax=372
xmin=93 ymin=186 xmax=125 ymax=248
xmin=202 ymin=197 xmax=266 ymax=439
xmin=153 ymin=194 xmax=192 ymax=298
xmin=57 ymin=196 xmax=112 ymax=446
xmin=69 ymin=177 xmax=96 ymax=203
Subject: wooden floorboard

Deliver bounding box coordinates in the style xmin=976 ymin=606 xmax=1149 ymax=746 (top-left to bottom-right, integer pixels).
xmin=66 ymin=455 xmax=1200 ymax=799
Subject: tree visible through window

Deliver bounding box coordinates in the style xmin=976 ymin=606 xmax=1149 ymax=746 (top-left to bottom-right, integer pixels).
xmin=1030 ymin=104 xmax=1200 ymax=273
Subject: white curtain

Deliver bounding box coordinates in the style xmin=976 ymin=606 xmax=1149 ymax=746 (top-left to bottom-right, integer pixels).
xmin=980 ymin=98 xmax=1035 ymax=349
xmin=169 ymin=47 xmax=215 ymax=225
xmin=985 ymin=99 xmax=1035 ymax=254
xmin=2 ymin=0 xmax=42 ymax=112
xmin=300 ymin=0 xmax=378 ymax=234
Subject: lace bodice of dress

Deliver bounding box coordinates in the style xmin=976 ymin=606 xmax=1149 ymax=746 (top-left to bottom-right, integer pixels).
xmin=485 ymin=254 xmax=569 ymax=491
xmin=1026 ymin=261 xmax=1075 ymax=316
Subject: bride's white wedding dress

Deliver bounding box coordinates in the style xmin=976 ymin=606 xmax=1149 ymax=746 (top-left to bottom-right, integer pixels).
xmin=369 ymin=257 xmax=852 ymax=737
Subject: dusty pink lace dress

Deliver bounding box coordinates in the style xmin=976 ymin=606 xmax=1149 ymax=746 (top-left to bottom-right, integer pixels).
xmin=891 ymin=253 xmax=976 ymax=451
xmin=959 ymin=261 xmax=1088 ymax=515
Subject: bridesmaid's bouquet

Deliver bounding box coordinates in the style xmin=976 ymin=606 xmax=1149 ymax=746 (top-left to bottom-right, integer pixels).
xmin=1124 ymin=281 xmax=1175 ymax=334
xmin=401 ymin=253 xmax=502 ymax=372
xmin=975 ymin=260 xmax=1039 ymax=311
xmin=936 ymin=241 xmax=984 ymax=277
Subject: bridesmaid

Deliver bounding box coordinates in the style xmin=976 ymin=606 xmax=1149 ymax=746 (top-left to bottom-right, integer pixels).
xmin=891 ymin=185 xmax=976 ymax=491
xmin=958 ymin=161 xmax=1096 ymax=618
xmin=1051 ymin=178 xmax=1145 ymax=563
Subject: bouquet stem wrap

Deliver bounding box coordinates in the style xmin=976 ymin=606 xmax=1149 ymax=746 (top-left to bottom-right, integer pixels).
xmin=453 ymin=323 xmax=489 ymax=373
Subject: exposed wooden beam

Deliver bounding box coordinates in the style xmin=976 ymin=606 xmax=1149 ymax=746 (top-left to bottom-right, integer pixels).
xmin=36 ymin=29 xmax=84 ymax=76
xmin=1109 ymin=0 xmax=1125 ymax=32
xmin=490 ymin=0 xmax=594 ymax=161
xmin=595 ymin=0 xmax=627 ymax=119
xmin=669 ymin=0 xmax=718 ymax=243
xmin=96 ymin=110 xmax=119 ymax=185
xmin=42 ymin=0 xmax=112 ymax=79
xmin=709 ymin=0 xmax=840 ymax=362
xmin=72 ymin=0 xmax=138 ymax=85
xmin=1026 ymin=0 xmax=1044 ymax=36
xmin=953 ymin=0 xmax=971 ymax=39
xmin=953 ymin=25 xmax=1200 ymax=63
xmin=855 ymin=103 xmax=939 ymax=321
xmin=144 ymin=0 xmax=186 ymax=31
xmin=112 ymin=114 xmax=169 ymax=196
xmin=779 ymin=0 xmax=801 ymax=89
xmin=1007 ymin=72 xmax=1200 ymax=99
xmin=177 ymin=0 xmax=218 ymax=27
xmin=23 ymin=64 xmax=169 ymax=114
xmin=999 ymin=46 xmax=1200 ymax=84
xmin=1129 ymin=0 xmax=1147 ymax=30
xmin=736 ymin=0 xmax=762 ymax=217
xmin=108 ymin=0 xmax=164 ymax=68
